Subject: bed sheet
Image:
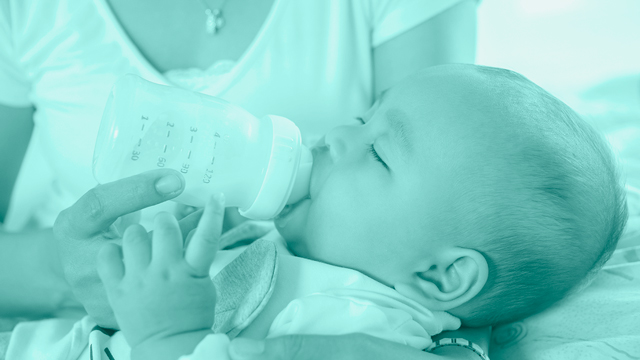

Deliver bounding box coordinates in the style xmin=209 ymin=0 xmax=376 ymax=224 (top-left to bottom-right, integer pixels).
xmin=489 ymin=185 xmax=640 ymax=360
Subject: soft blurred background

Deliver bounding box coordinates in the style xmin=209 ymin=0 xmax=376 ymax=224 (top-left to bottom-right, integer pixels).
xmin=476 ymin=0 xmax=640 ymax=106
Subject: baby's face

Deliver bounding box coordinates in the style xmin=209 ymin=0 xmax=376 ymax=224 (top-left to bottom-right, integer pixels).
xmin=274 ymin=66 xmax=493 ymax=287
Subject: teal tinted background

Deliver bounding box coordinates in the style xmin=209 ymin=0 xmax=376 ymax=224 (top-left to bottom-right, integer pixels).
xmin=476 ymin=0 xmax=640 ymax=103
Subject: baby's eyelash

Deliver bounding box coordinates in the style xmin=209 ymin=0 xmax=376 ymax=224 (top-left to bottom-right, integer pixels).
xmin=368 ymin=145 xmax=388 ymax=169
xmin=355 ymin=117 xmax=388 ymax=169
xmin=355 ymin=116 xmax=389 ymax=170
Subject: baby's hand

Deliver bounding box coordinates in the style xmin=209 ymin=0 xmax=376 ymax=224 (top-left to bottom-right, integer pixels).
xmin=97 ymin=194 xmax=225 ymax=350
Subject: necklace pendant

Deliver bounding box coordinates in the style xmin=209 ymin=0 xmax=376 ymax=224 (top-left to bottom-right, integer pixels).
xmin=204 ymin=9 xmax=215 ymax=34
xmin=205 ymin=8 xmax=225 ymax=35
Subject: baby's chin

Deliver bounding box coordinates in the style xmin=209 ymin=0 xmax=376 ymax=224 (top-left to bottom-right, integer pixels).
xmin=274 ymin=198 xmax=312 ymax=254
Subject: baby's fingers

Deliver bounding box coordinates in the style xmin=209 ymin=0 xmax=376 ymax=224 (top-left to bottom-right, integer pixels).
xmin=152 ymin=212 xmax=184 ymax=265
xmin=97 ymin=243 xmax=124 ymax=289
xmin=185 ymin=194 xmax=225 ymax=277
xmin=122 ymin=224 xmax=151 ymax=273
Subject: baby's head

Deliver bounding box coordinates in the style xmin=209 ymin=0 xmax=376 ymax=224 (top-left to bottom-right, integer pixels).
xmin=274 ymin=64 xmax=628 ymax=327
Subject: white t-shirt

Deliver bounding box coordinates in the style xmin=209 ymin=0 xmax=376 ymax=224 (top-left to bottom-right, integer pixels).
xmin=0 ymin=0 xmax=466 ymax=229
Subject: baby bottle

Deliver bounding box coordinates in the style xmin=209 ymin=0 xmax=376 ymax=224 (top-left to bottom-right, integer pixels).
xmin=92 ymin=74 xmax=313 ymax=220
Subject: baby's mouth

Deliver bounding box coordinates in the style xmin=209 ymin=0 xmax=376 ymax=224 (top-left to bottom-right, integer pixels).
xmin=275 ymin=144 xmax=322 ymax=220
xmin=277 ymin=195 xmax=310 ymax=219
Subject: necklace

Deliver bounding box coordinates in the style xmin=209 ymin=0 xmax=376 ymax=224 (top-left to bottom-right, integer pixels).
xmin=197 ymin=0 xmax=229 ymax=35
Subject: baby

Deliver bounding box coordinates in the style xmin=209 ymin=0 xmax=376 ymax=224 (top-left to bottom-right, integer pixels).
xmin=96 ymin=64 xmax=628 ymax=359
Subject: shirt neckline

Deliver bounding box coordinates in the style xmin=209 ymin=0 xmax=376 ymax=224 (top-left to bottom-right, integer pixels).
xmin=93 ymin=0 xmax=282 ymax=93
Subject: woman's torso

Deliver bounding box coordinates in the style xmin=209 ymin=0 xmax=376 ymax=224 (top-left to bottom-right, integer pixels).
xmin=6 ymin=0 xmax=376 ymax=227
xmin=1 ymin=0 xmax=457 ymax=228
xmin=105 ymin=0 xmax=275 ymax=72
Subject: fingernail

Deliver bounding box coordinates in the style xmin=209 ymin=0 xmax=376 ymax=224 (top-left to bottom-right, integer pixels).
xmin=214 ymin=193 xmax=225 ymax=206
xmin=229 ymin=338 xmax=264 ymax=359
xmin=155 ymin=175 xmax=183 ymax=195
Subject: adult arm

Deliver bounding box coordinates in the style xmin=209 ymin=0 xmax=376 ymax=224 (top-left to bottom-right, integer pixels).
xmin=0 ymin=228 xmax=83 ymax=318
xmin=228 ymin=327 xmax=491 ymax=360
xmin=432 ymin=326 xmax=492 ymax=358
xmin=0 ymin=103 xmax=77 ymax=318
xmin=373 ymin=0 xmax=478 ymax=97
xmin=0 ymin=103 xmax=33 ymax=222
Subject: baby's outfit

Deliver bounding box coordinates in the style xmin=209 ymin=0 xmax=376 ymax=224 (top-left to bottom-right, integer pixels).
xmin=180 ymin=233 xmax=461 ymax=360
xmin=6 ymin=232 xmax=460 ymax=360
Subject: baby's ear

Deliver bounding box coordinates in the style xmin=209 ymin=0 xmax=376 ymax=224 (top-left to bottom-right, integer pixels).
xmin=394 ymin=248 xmax=488 ymax=311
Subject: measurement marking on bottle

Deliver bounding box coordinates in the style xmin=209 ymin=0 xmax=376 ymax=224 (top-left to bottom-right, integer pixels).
xmin=167 ymin=131 xmax=171 ymax=138
xmin=141 ymin=124 xmax=145 ymax=131
xmin=187 ymin=150 xmax=192 ymax=159
xmin=138 ymin=138 xmax=142 ymax=146
xmin=190 ymin=136 xmax=194 ymax=143
xmin=214 ymin=142 xmax=217 ymax=149
xmin=163 ymin=145 xmax=167 ymax=153
xmin=211 ymin=156 xmax=215 ymax=165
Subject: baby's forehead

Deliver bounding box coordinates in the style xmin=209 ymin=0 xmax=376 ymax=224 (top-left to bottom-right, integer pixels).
xmin=383 ymin=71 xmax=524 ymax=133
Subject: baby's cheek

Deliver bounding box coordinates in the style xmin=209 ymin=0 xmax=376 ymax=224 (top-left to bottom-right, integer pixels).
xmin=306 ymin=222 xmax=358 ymax=265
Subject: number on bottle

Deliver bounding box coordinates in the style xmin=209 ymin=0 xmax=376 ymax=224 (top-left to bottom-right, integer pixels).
xmin=157 ymin=157 xmax=167 ymax=167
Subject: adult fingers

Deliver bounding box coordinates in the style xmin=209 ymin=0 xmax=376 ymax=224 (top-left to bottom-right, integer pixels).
xmin=54 ymin=169 xmax=184 ymax=240
xmin=97 ymin=243 xmax=125 ymax=289
xmin=122 ymin=224 xmax=151 ymax=273
xmin=151 ymin=212 xmax=184 ymax=265
xmin=228 ymin=334 xmax=430 ymax=360
xmin=185 ymin=194 xmax=225 ymax=277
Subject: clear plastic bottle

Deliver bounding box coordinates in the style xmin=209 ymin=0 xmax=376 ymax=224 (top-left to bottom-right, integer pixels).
xmin=93 ymin=74 xmax=313 ymax=220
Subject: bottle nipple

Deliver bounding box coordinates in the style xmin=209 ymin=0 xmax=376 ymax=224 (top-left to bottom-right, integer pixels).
xmin=287 ymin=145 xmax=313 ymax=204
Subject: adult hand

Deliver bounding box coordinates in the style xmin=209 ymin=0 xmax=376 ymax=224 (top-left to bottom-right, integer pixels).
xmin=228 ymin=333 xmax=484 ymax=360
xmin=97 ymin=194 xmax=224 ymax=349
xmin=53 ymin=169 xmax=204 ymax=329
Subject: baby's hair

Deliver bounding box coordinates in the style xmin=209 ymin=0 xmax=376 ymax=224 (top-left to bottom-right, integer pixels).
xmin=447 ymin=66 xmax=629 ymax=327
